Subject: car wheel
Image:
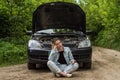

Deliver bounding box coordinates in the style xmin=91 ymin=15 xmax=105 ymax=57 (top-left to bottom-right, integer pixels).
xmin=27 ymin=62 xmax=36 ymax=70
xmin=83 ymin=61 xmax=92 ymax=69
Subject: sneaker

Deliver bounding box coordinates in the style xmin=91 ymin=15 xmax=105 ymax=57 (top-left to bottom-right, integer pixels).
xmin=54 ymin=73 xmax=61 ymax=77
xmin=66 ymin=74 xmax=72 ymax=78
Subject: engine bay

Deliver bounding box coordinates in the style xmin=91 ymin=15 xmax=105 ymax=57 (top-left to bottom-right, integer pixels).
xmin=32 ymin=35 xmax=86 ymax=44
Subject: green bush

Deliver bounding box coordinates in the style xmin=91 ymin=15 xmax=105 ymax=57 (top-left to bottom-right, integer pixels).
xmin=80 ymin=0 xmax=120 ymax=51
xmin=0 ymin=39 xmax=27 ymax=66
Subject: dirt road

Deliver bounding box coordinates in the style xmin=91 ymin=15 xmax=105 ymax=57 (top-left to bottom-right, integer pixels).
xmin=0 ymin=47 xmax=120 ymax=80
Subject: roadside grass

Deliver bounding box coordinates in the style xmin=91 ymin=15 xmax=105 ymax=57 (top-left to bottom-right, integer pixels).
xmin=0 ymin=39 xmax=27 ymax=67
xmin=94 ymin=38 xmax=120 ymax=51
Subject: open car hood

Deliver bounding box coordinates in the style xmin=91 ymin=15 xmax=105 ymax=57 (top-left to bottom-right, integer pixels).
xmin=32 ymin=2 xmax=86 ymax=34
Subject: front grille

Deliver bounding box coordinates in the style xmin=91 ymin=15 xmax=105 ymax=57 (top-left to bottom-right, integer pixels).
xmin=63 ymin=44 xmax=76 ymax=48
xmin=40 ymin=55 xmax=48 ymax=60
xmin=43 ymin=43 xmax=76 ymax=48
xmin=43 ymin=44 xmax=51 ymax=48
xmin=73 ymin=54 xmax=90 ymax=60
xmin=31 ymin=54 xmax=89 ymax=61
xmin=30 ymin=54 xmax=48 ymax=60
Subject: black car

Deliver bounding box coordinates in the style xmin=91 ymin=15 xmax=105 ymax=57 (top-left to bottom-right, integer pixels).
xmin=27 ymin=2 xmax=92 ymax=69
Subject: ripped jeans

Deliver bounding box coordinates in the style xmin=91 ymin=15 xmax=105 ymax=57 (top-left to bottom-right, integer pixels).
xmin=47 ymin=60 xmax=79 ymax=74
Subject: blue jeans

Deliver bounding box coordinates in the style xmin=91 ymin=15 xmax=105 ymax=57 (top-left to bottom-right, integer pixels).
xmin=47 ymin=60 xmax=79 ymax=74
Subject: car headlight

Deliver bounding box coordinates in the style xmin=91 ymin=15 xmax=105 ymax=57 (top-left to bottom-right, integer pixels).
xmin=78 ymin=39 xmax=91 ymax=48
xmin=28 ymin=40 xmax=43 ymax=49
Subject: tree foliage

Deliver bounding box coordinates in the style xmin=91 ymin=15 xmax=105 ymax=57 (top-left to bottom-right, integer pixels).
xmin=0 ymin=0 xmax=120 ymax=50
xmin=80 ymin=0 xmax=120 ymax=50
xmin=0 ymin=0 xmax=34 ymax=38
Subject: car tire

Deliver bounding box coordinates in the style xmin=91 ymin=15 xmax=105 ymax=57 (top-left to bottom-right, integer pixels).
xmin=27 ymin=62 xmax=36 ymax=70
xmin=83 ymin=61 xmax=92 ymax=69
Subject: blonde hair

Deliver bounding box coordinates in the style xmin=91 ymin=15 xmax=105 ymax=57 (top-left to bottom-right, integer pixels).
xmin=52 ymin=38 xmax=61 ymax=49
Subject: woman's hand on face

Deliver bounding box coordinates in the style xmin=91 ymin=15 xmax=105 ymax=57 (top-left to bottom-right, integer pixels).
xmin=52 ymin=44 xmax=57 ymax=50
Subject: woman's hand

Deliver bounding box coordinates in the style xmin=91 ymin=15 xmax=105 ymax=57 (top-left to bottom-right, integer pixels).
xmin=52 ymin=44 xmax=57 ymax=50
xmin=70 ymin=60 xmax=76 ymax=64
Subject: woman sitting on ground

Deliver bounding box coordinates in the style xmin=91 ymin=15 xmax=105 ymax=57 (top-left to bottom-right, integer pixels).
xmin=47 ymin=38 xmax=79 ymax=77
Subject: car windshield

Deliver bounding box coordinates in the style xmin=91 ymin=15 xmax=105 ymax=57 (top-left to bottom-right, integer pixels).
xmin=36 ymin=29 xmax=83 ymax=34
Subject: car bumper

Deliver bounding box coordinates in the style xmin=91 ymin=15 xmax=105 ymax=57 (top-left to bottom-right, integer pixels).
xmin=27 ymin=47 xmax=92 ymax=64
xmin=71 ymin=47 xmax=92 ymax=63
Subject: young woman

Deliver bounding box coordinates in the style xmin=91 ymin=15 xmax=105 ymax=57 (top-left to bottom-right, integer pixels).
xmin=47 ymin=38 xmax=79 ymax=77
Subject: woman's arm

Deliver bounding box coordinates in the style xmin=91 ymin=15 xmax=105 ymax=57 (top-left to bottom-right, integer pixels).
xmin=68 ymin=47 xmax=76 ymax=64
xmin=48 ymin=44 xmax=57 ymax=61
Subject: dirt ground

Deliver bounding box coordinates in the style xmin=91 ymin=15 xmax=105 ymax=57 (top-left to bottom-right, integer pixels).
xmin=0 ymin=46 xmax=120 ymax=80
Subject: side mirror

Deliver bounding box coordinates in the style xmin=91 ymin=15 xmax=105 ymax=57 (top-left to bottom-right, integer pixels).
xmin=86 ymin=30 xmax=92 ymax=35
xmin=26 ymin=31 xmax=32 ymax=35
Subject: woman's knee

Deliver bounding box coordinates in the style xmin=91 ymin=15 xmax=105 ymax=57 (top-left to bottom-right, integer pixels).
xmin=47 ymin=61 xmax=61 ymax=73
xmin=47 ymin=60 xmax=53 ymax=66
xmin=73 ymin=63 xmax=79 ymax=69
